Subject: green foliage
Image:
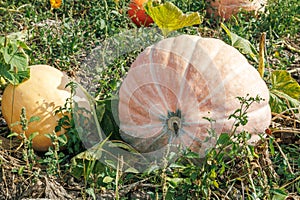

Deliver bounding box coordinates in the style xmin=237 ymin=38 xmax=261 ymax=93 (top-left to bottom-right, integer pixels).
xmin=221 ymin=23 xmax=258 ymax=62
xmin=145 ymin=0 xmax=202 ymax=36
xmin=229 ymin=95 xmax=264 ymax=129
xmin=96 ymin=98 xmax=121 ymax=140
xmin=55 ymin=81 xmax=86 ymax=155
xmin=221 ymin=24 xmax=300 ymax=115
xmin=42 ymin=132 xmax=67 ymax=177
xmin=269 ymin=70 xmax=300 ymax=113
xmin=7 ymin=107 xmax=40 ymax=171
xmin=0 ymin=31 xmax=30 ymax=85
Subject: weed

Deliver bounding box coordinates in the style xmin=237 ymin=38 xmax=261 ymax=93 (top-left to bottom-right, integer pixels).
xmin=7 ymin=107 xmax=40 ymax=170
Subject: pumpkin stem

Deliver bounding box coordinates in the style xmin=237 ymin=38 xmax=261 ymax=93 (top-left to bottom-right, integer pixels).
xmin=167 ymin=116 xmax=181 ymax=136
xmin=173 ymin=121 xmax=179 ymax=135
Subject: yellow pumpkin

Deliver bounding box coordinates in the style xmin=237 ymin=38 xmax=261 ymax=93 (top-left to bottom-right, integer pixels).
xmin=207 ymin=0 xmax=267 ymax=20
xmin=2 ymin=65 xmax=88 ymax=151
xmin=118 ymin=35 xmax=271 ymax=157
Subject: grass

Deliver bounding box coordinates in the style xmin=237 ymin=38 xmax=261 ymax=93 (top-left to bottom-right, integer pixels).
xmin=0 ymin=0 xmax=299 ymax=199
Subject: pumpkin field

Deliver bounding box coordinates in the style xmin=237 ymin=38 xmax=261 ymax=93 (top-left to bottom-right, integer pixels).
xmin=0 ymin=0 xmax=299 ymax=199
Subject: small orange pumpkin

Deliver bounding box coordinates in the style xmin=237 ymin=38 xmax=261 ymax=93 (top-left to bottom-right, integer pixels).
xmin=128 ymin=0 xmax=154 ymax=27
xmin=2 ymin=65 xmax=88 ymax=151
xmin=118 ymin=35 xmax=271 ymax=156
xmin=207 ymin=0 xmax=267 ymax=20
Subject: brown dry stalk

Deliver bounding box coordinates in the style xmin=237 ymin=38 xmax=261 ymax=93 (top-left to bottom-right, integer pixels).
xmin=273 ymin=140 xmax=294 ymax=175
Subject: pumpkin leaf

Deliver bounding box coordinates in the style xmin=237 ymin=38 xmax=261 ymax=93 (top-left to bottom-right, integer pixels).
xmin=108 ymin=140 xmax=139 ymax=153
xmin=96 ymin=97 xmax=121 ymax=140
xmin=221 ymin=23 xmax=258 ymax=62
xmin=145 ymin=0 xmax=202 ymax=36
xmin=3 ymin=69 xmax=30 ymax=85
xmin=3 ymin=43 xmax=29 ymax=71
xmin=0 ymin=31 xmax=30 ymax=85
xmin=269 ymin=70 xmax=300 ymax=113
xmin=269 ymin=90 xmax=300 ymax=114
xmin=271 ymin=70 xmax=300 ymax=99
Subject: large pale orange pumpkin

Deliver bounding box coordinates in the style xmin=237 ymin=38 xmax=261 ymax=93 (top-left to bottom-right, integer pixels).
xmin=2 ymin=65 xmax=88 ymax=151
xmin=118 ymin=35 xmax=271 ymax=157
xmin=207 ymin=0 xmax=267 ymax=20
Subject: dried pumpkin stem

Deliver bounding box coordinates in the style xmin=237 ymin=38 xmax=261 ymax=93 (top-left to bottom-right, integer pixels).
xmin=167 ymin=116 xmax=181 ymax=135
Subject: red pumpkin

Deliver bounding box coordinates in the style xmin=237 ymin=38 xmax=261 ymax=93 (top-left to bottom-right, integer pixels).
xmin=118 ymin=35 xmax=271 ymax=157
xmin=207 ymin=0 xmax=267 ymax=20
xmin=128 ymin=0 xmax=154 ymax=27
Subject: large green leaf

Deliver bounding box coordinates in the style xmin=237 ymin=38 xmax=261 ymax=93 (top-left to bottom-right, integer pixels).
xmin=271 ymin=70 xmax=300 ymax=99
xmin=0 ymin=63 xmax=30 ymax=85
xmin=221 ymin=23 xmax=258 ymax=62
xmin=3 ymin=43 xmax=28 ymax=71
xmin=96 ymin=97 xmax=121 ymax=140
xmin=269 ymin=70 xmax=300 ymax=113
xmin=0 ymin=31 xmax=30 ymax=85
xmin=145 ymin=1 xmax=202 ymax=36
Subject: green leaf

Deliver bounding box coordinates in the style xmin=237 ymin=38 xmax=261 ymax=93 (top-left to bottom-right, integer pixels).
xmin=18 ymin=166 xmax=25 ymax=175
xmin=271 ymin=188 xmax=288 ymax=200
xmin=16 ymin=40 xmax=31 ymax=50
xmin=221 ymin=23 xmax=258 ymax=62
xmin=7 ymin=31 xmax=27 ymax=42
xmin=108 ymin=140 xmax=139 ymax=153
xmin=57 ymin=134 xmax=68 ymax=145
xmin=210 ymin=168 xmax=217 ymax=179
xmin=96 ymin=97 xmax=121 ymax=140
xmin=271 ymin=70 xmax=300 ymax=99
xmin=213 ymin=180 xmax=219 ymax=188
xmin=145 ymin=1 xmax=202 ymax=36
xmin=169 ymin=163 xmax=186 ymax=169
xmin=0 ymin=31 xmax=30 ymax=85
xmin=125 ymin=167 xmax=139 ymax=173
xmin=269 ymin=70 xmax=300 ymax=113
xmin=146 ymin=164 xmax=160 ymax=175
xmin=269 ymin=90 xmax=300 ymax=113
xmin=103 ymin=176 xmax=114 ymax=183
xmin=3 ymin=43 xmax=28 ymax=70
xmin=29 ymin=116 xmax=40 ymax=123
xmin=7 ymin=132 xmax=19 ymax=138
xmin=28 ymin=132 xmax=39 ymax=141
xmin=4 ymin=69 xmax=30 ymax=85
xmin=217 ymin=133 xmax=230 ymax=145
xmin=185 ymin=151 xmax=200 ymax=159
xmin=167 ymin=177 xmax=184 ymax=187
xmin=85 ymin=188 xmax=96 ymax=200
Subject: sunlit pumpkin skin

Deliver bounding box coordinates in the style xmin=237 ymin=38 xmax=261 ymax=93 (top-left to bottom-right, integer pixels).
xmin=128 ymin=0 xmax=154 ymax=27
xmin=207 ymin=0 xmax=267 ymax=20
xmin=2 ymin=65 xmax=88 ymax=152
xmin=118 ymin=35 xmax=271 ymax=156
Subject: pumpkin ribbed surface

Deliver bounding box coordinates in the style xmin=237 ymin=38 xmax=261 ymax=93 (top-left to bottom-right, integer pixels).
xmin=2 ymin=65 xmax=88 ymax=151
xmin=207 ymin=0 xmax=267 ymax=19
xmin=119 ymin=35 xmax=271 ymax=156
